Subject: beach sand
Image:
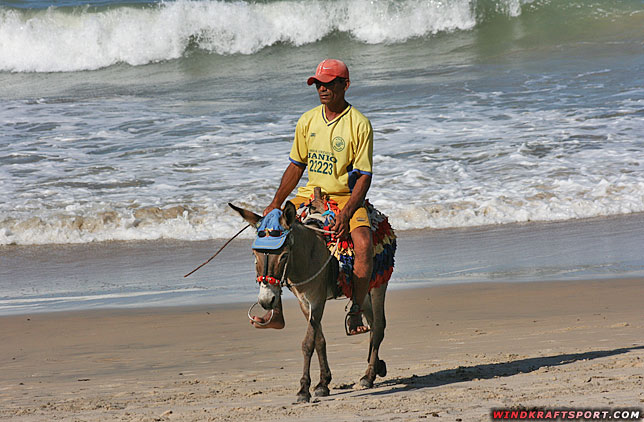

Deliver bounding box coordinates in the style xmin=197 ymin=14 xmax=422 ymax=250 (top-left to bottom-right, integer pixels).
xmin=2 ymin=278 xmax=643 ymax=421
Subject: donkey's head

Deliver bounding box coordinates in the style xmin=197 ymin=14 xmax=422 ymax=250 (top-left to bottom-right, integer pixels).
xmin=229 ymin=201 xmax=297 ymax=310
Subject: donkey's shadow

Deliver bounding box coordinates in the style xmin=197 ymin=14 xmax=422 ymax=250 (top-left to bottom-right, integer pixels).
xmin=352 ymin=345 xmax=644 ymax=396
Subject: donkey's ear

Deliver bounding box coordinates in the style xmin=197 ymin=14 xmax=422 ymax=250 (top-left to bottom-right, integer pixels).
xmin=228 ymin=203 xmax=262 ymax=227
xmin=280 ymin=201 xmax=297 ymax=229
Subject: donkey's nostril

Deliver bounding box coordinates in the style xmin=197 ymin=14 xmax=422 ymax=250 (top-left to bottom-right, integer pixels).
xmin=270 ymin=296 xmax=276 ymax=308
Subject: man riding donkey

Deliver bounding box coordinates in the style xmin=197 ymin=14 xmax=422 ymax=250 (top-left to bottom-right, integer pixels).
xmin=255 ymin=59 xmax=374 ymax=335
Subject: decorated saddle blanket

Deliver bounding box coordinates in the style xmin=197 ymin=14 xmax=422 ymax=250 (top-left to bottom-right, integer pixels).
xmin=296 ymin=198 xmax=397 ymax=299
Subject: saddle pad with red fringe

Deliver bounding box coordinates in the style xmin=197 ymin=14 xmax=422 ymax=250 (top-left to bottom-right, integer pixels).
xmin=296 ymin=198 xmax=396 ymax=299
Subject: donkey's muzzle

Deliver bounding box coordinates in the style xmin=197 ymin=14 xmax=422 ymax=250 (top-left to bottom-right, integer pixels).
xmin=259 ymin=294 xmax=276 ymax=310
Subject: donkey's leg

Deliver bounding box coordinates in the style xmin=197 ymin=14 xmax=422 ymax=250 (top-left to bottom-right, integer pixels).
xmin=361 ymin=293 xmax=375 ymax=364
xmin=373 ymin=289 xmax=388 ymax=377
xmin=369 ymin=286 xmax=388 ymax=380
xmin=362 ymin=292 xmax=374 ymax=327
xmin=312 ymin=304 xmax=332 ymax=397
xmin=296 ymin=299 xmax=317 ymax=403
xmin=360 ymin=285 xmax=387 ymax=388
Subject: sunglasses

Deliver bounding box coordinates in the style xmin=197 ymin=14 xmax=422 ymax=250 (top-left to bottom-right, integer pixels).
xmin=315 ymin=78 xmax=345 ymax=90
xmin=258 ymin=229 xmax=283 ymax=238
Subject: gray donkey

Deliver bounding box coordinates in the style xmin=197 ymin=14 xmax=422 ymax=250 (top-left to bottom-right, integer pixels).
xmin=230 ymin=199 xmax=388 ymax=403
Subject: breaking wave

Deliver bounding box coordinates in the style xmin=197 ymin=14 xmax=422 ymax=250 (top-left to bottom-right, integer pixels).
xmin=0 ymin=0 xmax=532 ymax=72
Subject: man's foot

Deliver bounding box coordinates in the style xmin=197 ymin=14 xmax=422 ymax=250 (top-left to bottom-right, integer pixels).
xmin=345 ymin=303 xmax=370 ymax=336
xmin=250 ymin=308 xmax=285 ymax=329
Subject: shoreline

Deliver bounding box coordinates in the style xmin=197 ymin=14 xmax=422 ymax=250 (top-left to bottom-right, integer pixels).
xmin=2 ymin=278 xmax=643 ymax=421
xmin=1 ymin=275 xmax=642 ymax=320
xmin=2 ymin=212 xmax=644 ymax=316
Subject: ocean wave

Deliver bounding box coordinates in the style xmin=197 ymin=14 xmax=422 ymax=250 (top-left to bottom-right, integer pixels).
xmin=0 ymin=0 xmax=522 ymax=72
xmin=0 ymin=203 xmax=239 ymax=245
xmin=4 ymin=0 xmax=639 ymax=73
xmin=2 ymin=0 xmax=640 ymax=73
xmin=2 ymin=179 xmax=644 ymax=245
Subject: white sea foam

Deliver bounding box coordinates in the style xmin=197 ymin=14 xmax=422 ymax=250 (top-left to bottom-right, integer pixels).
xmin=2 ymin=173 xmax=644 ymax=246
xmin=2 ymin=87 xmax=644 ymax=245
xmin=0 ymin=203 xmax=251 ymax=245
xmin=3 ymin=134 xmax=644 ymax=245
xmin=0 ymin=0 xmax=533 ymax=72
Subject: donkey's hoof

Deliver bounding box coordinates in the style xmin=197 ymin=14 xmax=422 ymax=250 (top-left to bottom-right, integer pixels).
xmin=359 ymin=376 xmax=374 ymax=389
xmin=296 ymin=392 xmax=311 ymax=403
xmin=377 ymin=360 xmax=387 ymax=377
xmin=314 ymin=385 xmax=330 ymax=397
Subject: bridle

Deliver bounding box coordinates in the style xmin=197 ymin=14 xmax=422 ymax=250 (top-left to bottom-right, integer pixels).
xmin=254 ymin=225 xmax=339 ymax=290
xmin=255 ymin=247 xmax=290 ymax=287
xmin=248 ymin=224 xmax=339 ymax=326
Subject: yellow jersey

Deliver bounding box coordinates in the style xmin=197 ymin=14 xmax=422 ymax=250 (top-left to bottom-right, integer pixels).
xmin=289 ymin=104 xmax=373 ymax=197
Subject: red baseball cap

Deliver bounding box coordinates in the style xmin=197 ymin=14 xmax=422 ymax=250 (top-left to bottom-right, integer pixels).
xmin=306 ymin=59 xmax=350 ymax=86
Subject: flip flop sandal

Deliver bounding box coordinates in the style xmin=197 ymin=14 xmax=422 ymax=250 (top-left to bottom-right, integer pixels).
xmin=345 ymin=303 xmax=370 ymax=336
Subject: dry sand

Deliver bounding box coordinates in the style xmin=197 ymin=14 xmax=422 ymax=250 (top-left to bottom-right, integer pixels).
xmin=1 ymin=278 xmax=643 ymax=421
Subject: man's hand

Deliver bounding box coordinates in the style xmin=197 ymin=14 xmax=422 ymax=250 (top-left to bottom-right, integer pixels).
xmin=263 ymin=204 xmax=278 ymax=216
xmin=331 ymin=210 xmax=351 ymax=240
xmin=330 ymin=174 xmax=371 ymax=240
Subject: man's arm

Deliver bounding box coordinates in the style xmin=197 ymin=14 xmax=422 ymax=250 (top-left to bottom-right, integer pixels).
xmin=263 ymin=162 xmax=305 ymax=216
xmin=331 ymin=173 xmax=371 ymax=239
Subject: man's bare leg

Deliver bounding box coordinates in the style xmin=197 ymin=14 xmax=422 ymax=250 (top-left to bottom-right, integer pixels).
xmin=348 ymin=226 xmax=373 ymax=335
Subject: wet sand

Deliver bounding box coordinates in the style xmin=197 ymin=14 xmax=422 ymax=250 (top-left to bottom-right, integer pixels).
xmin=2 ymin=277 xmax=643 ymax=421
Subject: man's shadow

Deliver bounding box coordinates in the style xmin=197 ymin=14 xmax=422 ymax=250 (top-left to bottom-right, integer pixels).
xmin=356 ymin=345 xmax=644 ymax=396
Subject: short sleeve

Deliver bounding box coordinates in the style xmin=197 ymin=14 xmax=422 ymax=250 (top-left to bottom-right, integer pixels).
xmin=353 ymin=118 xmax=373 ymax=175
xmin=289 ymin=115 xmax=308 ymax=167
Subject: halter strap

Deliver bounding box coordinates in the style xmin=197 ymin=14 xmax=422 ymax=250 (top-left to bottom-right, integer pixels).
xmin=256 ymin=275 xmax=282 ymax=285
xmin=256 ymin=251 xmax=289 ymax=286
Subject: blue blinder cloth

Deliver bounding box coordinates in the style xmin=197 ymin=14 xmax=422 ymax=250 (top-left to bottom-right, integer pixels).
xmin=252 ymin=209 xmax=289 ymax=250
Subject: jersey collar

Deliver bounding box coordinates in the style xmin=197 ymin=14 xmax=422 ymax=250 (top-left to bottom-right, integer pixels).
xmin=322 ymin=104 xmax=352 ymax=126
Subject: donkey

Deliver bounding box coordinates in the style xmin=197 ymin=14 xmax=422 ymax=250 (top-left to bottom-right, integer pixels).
xmin=230 ymin=200 xmax=388 ymax=403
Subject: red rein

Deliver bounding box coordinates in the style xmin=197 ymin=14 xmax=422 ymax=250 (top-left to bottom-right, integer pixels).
xmin=256 ymin=275 xmax=281 ymax=285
